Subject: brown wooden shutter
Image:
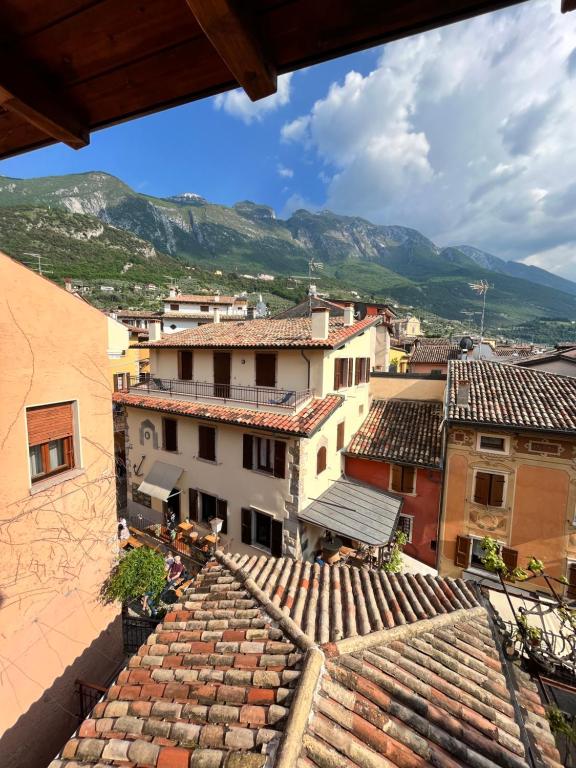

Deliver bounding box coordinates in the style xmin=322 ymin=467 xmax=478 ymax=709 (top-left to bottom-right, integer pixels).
xmin=355 ymin=358 xmax=361 ymax=384
xmin=455 ymin=535 xmax=472 ymax=568
xmin=271 ymin=520 xmax=283 ymax=557
xmin=474 ymin=472 xmax=490 ymax=504
xmin=402 ymin=466 xmax=415 ymax=493
xmin=347 ymin=358 xmax=353 ymax=387
xmin=390 ymin=464 xmax=403 ymax=492
xmin=567 ymin=564 xmax=576 ymax=599
xmin=217 ymin=498 xmax=228 ymax=534
xmin=189 ymin=489 xmax=199 ymax=521
xmin=334 ymin=359 xmax=342 ymax=390
xmin=365 ymin=357 xmax=371 ymax=382
xmin=256 ymin=354 xmax=276 ymax=387
xmin=490 ymin=475 xmax=505 ymax=507
xmin=501 ymin=547 xmax=518 ymax=573
xmin=243 ymin=434 xmax=253 ymax=469
xmin=199 ymin=426 xmax=215 ymax=461
xmin=241 ymin=508 xmax=252 ymax=544
xmin=316 ymin=446 xmax=327 ymax=475
xmin=64 ymin=436 xmax=75 ymax=469
xmin=163 ymin=418 xmax=178 ymax=451
xmin=178 ymin=350 xmax=193 ymax=380
xmin=273 ymin=441 xmax=286 ymax=479
xmin=27 ymin=403 xmax=73 ymax=446
xmin=337 ymin=421 xmax=345 ymax=451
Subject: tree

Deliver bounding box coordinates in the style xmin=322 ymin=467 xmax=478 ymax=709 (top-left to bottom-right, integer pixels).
xmin=101 ymin=546 xmax=166 ymax=604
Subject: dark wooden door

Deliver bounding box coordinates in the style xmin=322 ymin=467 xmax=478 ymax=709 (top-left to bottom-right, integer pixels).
xmin=213 ymin=352 xmax=231 ymax=397
xmin=256 ymin=353 xmax=276 ymax=387
xmin=179 ymin=350 xmax=193 ymax=380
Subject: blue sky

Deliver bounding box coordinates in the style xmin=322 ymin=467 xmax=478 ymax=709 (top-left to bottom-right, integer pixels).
xmin=2 ymin=0 xmax=576 ymax=278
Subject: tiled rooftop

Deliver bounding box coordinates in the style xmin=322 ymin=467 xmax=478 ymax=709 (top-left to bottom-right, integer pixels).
xmin=161 ymin=313 xmax=244 ymax=321
xmin=50 ymin=553 xmax=561 ymax=768
xmin=493 ymin=345 xmax=535 ymax=358
xmin=116 ymin=310 xmax=162 ymax=318
xmin=134 ymin=315 xmax=380 ymax=349
xmin=347 ymin=399 xmax=443 ymax=468
xmin=113 ymin=391 xmax=343 ymax=437
xmin=163 ymin=295 xmax=246 ymax=305
xmin=448 ymin=359 xmax=576 ymax=433
xmin=410 ymin=340 xmax=460 ymax=365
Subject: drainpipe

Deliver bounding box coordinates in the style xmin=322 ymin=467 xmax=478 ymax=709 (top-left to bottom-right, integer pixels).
xmin=300 ymin=349 xmax=311 ymax=390
xmin=436 ymin=373 xmax=451 ymax=571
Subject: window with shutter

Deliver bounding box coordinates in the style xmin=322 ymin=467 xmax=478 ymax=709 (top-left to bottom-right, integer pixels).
xmin=198 ymin=425 xmax=216 ymax=461
xmin=390 ymin=464 xmax=403 ymax=493
xmin=256 ymin=353 xmax=276 ymax=387
xmin=402 ymin=466 xmax=415 ymax=493
xmin=473 ymin=472 xmax=490 ymax=504
xmin=273 ymin=441 xmax=286 ymax=478
xmin=355 ymin=358 xmax=362 ymax=385
xmin=489 ymin=475 xmax=505 ymax=507
xmin=162 ymin=418 xmax=178 ymax=452
xmin=347 ymin=358 xmax=353 ymax=387
xmin=390 ymin=464 xmax=414 ymax=494
xmin=188 ymin=489 xmax=199 ymax=521
xmin=474 ymin=471 xmax=505 ymax=507
xmin=501 ymin=547 xmax=518 ymax=573
xmin=217 ymin=498 xmax=228 ymax=534
xmin=243 ymin=434 xmax=253 ymax=469
xmin=241 ymin=508 xmax=252 ymax=544
xmin=337 ymin=421 xmax=345 ymax=451
xmin=26 ymin=402 xmax=75 ymax=482
xmin=316 ymin=446 xmax=327 ymax=475
xmin=455 ymin=535 xmax=472 ymax=568
xmin=334 ymin=358 xmax=342 ymax=390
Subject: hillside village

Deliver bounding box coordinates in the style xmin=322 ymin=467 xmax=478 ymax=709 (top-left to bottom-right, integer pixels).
xmin=2 ymin=1 xmax=576 ymax=768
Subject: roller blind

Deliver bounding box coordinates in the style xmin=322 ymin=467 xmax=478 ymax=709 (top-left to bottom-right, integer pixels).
xmin=27 ymin=403 xmax=74 ymax=446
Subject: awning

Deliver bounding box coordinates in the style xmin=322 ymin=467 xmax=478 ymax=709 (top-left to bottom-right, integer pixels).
xmin=138 ymin=461 xmax=184 ymax=502
xmin=299 ymin=477 xmax=402 ymax=547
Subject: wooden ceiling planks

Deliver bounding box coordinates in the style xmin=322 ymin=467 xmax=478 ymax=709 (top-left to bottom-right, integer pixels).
xmin=0 ymin=0 xmax=549 ymax=160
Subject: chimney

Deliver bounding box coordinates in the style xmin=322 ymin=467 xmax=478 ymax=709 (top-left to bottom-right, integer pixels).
xmin=456 ymin=379 xmax=470 ymax=407
xmin=214 ymin=293 xmax=220 ymax=302
xmin=343 ymin=303 xmax=355 ymax=327
xmin=64 ymin=277 xmax=73 ymax=292
xmin=149 ymin=321 xmax=162 ymax=342
xmin=311 ymin=307 xmax=330 ymax=340
xmin=169 ymin=287 xmax=177 ymax=298
xmin=213 ymin=308 xmax=221 ymax=323
xmin=247 ymin=306 xmax=255 ymax=320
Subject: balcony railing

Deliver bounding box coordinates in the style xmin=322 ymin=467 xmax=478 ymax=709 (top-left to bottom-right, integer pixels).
xmin=125 ymin=374 xmax=313 ymax=411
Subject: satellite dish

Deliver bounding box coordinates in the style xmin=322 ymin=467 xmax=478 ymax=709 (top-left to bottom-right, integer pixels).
xmin=459 ymin=336 xmax=474 ymax=351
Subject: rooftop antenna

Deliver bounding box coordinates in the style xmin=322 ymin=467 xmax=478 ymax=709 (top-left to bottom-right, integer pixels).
xmin=307 ymin=257 xmax=323 ymax=312
xmin=22 ymin=252 xmax=52 ymax=276
xmin=469 ymin=280 xmax=490 ymax=355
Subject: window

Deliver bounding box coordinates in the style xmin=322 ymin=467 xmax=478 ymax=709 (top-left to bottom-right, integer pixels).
xmin=113 ymin=373 xmax=126 ymax=391
xmin=478 ymin=434 xmax=508 ymax=453
xmin=354 ymin=357 xmax=371 ymax=384
xmin=192 ymin=491 xmax=228 ymax=533
xmin=390 ymin=464 xmax=415 ymax=494
xmin=198 ymin=425 xmax=216 ymax=461
xmin=255 ymin=353 xmax=276 ymax=388
xmin=316 ymin=446 xmax=327 ymax=475
xmin=178 ymin=350 xmax=193 ymax=380
xmin=170 ymin=303 xmax=179 ymax=311
xmin=26 ymin=402 xmax=75 ymax=483
xmin=455 ymin=535 xmax=517 ymax=572
xmin=333 ymin=358 xmax=354 ymax=390
xmin=200 ymin=304 xmax=209 ymax=312
xmin=337 ymin=421 xmax=345 ymax=451
xmin=132 ymin=483 xmax=151 ymax=508
xmin=242 ymin=434 xmax=286 ymax=478
xmin=162 ymin=417 xmax=178 ymax=452
xmin=241 ymin=508 xmax=283 ymax=555
xmin=473 ymin=471 xmax=505 ymax=507
xmin=396 ymin=515 xmax=413 ymax=543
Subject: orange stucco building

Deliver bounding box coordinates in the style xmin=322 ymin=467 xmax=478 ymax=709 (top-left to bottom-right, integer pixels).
xmin=0 ymin=254 xmax=123 ymax=768
xmin=440 ymin=360 xmax=576 ymax=591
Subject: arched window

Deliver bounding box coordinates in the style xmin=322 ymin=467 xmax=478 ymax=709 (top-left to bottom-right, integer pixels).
xmin=316 ymin=446 xmax=327 ymax=475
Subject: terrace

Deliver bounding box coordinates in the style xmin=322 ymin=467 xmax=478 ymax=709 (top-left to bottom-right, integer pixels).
xmin=124 ymin=373 xmax=314 ymax=413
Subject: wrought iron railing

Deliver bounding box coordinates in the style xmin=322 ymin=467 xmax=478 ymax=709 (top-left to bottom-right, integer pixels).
xmin=125 ymin=374 xmax=313 ymax=410
xmin=121 ymin=605 xmax=162 ymax=655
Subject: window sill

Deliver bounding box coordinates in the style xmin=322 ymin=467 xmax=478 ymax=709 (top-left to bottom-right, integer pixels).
xmin=250 ymin=542 xmax=272 ymax=555
xmin=196 ymin=457 xmax=219 ymax=466
xmin=247 ymin=468 xmax=281 ymax=480
xmin=30 ymin=467 xmax=85 ymax=495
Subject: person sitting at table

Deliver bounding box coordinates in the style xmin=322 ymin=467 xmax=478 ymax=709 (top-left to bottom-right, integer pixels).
xmin=166 ymin=555 xmax=184 ymax=586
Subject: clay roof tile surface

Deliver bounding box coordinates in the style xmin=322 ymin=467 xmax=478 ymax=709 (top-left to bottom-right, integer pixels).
xmin=410 ymin=341 xmax=460 ymax=364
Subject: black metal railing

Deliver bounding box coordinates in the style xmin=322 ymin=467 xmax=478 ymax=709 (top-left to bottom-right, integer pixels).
xmin=125 ymin=374 xmax=312 ymax=410
xmin=122 ymin=605 xmax=162 ymax=655
xmin=76 ymin=679 xmax=108 ymax=719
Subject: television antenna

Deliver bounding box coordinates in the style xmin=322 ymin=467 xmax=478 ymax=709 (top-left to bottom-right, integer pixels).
xmin=22 ymin=252 xmax=53 ymax=276
xmin=469 ymin=280 xmax=491 ymax=348
xmin=307 ymin=257 xmax=323 ymax=311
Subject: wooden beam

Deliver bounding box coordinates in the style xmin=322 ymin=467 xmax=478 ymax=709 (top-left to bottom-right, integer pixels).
xmin=185 ymin=0 xmax=276 ymax=101
xmin=0 ymin=49 xmax=89 ymax=149
xmin=561 ymin=0 xmax=576 ymax=11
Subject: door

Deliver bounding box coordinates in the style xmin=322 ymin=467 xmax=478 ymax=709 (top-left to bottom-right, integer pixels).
xmin=178 ymin=350 xmax=193 ymax=380
xmin=256 ymin=353 xmax=276 ymax=388
xmin=213 ymin=352 xmax=231 ymax=398
xmin=164 ymin=488 xmax=181 ymax=528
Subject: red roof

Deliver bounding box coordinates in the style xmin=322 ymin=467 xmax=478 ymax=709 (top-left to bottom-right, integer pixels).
xmin=135 ymin=315 xmax=380 ymax=350
xmin=113 ymin=392 xmax=343 ymax=437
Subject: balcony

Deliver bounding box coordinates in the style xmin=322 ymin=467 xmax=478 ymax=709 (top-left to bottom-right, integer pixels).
xmin=125 ymin=374 xmax=314 ymax=412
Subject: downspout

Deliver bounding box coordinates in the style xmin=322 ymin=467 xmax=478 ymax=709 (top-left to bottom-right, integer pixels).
xmin=436 ymin=371 xmax=451 ymax=570
xmin=300 ymin=349 xmax=311 ymax=390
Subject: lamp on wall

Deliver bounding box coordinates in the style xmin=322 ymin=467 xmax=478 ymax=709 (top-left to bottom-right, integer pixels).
xmin=209 ymin=517 xmax=224 ymax=555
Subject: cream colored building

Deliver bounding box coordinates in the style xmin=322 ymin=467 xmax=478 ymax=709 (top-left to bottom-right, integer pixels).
xmin=115 ymin=307 xmax=381 ymax=559
xmin=161 ymin=290 xmax=249 ymax=334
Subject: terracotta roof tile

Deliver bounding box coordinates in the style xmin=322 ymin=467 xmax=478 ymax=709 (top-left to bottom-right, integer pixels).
xmin=410 ymin=341 xmax=460 ymax=365
xmin=448 ymin=360 xmax=576 ymax=433
xmin=113 ymin=391 xmax=343 ymax=437
xmin=347 ymin=399 xmax=443 ymax=468
xmin=135 ymin=315 xmax=380 ymax=349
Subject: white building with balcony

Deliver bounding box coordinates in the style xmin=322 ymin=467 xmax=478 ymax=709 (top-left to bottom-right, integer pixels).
xmin=114 ymin=307 xmax=402 ymax=560
xmin=161 ymin=290 xmax=249 ymax=334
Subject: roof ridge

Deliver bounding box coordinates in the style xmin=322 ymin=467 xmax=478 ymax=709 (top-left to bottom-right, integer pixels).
xmin=215 ymin=551 xmax=316 ymax=652
xmin=324 ymin=605 xmax=487 ymax=657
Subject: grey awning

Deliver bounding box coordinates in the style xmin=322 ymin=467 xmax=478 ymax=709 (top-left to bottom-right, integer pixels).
xmin=299 ymin=477 xmax=402 ymax=546
xmin=138 ymin=461 xmax=183 ymax=502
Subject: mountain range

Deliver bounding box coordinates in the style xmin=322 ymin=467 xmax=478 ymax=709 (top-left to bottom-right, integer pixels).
xmin=0 ymin=171 xmax=575 ymax=331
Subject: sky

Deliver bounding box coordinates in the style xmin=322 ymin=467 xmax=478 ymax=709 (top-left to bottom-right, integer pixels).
xmin=1 ymin=0 xmax=576 ymax=278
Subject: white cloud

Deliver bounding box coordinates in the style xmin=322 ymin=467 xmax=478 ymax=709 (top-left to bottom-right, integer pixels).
xmin=277 ymin=164 xmax=294 ymax=179
xmin=214 ymin=74 xmax=293 ymax=124
xmin=281 ymin=0 xmax=576 ymax=279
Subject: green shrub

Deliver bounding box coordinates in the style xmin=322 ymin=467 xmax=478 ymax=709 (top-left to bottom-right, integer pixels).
xmin=101 ymin=546 xmax=166 ymax=604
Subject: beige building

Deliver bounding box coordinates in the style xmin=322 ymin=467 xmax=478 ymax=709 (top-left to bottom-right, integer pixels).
xmin=162 ymin=290 xmax=249 ymax=334
xmin=115 ymin=307 xmax=381 ymax=558
xmin=440 ymin=360 xmax=576 ymax=592
xmin=0 ymin=254 xmax=122 ymax=768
